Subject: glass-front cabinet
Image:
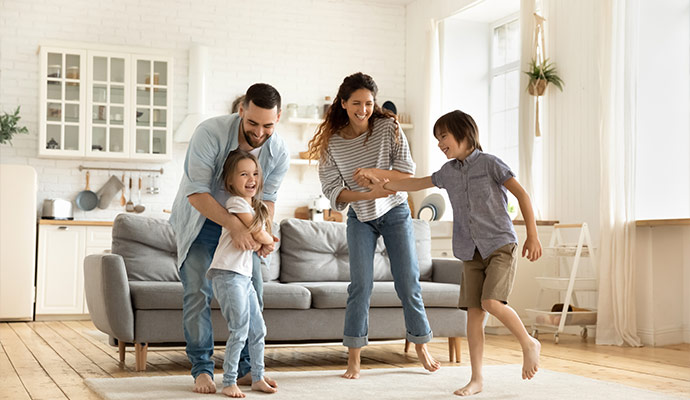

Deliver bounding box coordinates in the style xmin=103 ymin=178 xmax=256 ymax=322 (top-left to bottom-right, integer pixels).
xmin=39 ymin=46 xmax=172 ymax=161
xmin=40 ymin=48 xmax=87 ymax=157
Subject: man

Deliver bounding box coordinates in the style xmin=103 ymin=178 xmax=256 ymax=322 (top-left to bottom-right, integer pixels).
xmin=170 ymin=83 xmax=289 ymax=394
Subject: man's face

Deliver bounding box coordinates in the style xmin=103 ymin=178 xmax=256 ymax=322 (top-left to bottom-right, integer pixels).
xmin=238 ymin=100 xmax=281 ymax=149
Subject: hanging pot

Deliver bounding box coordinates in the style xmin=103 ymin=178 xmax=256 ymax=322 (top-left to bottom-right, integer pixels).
xmin=528 ymin=79 xmax=548 ymax=96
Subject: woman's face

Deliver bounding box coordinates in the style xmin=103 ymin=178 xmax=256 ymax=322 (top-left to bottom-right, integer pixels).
xmin=341 ymin=88 xmax=374 ymax=129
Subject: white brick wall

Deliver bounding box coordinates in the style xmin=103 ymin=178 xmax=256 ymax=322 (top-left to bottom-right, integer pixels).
xmin=0 ymin=0 xmax=408 ymax=222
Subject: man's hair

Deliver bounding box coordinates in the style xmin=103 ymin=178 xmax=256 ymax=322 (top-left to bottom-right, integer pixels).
xmin=243 ymin=83 xmax=281 ymax=111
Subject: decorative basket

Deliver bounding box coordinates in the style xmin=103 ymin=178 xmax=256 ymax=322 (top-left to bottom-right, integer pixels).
xmin=528 ymin=79 xmax=548 ymax=96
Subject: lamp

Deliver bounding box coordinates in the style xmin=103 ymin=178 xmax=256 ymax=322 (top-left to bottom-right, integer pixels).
xmin=416 ymin=193 xmax=445 ymax=221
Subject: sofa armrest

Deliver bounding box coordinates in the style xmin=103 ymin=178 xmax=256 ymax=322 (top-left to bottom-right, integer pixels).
xmin=84 ymin=253 xmax=134 ymax=343
xmin=431 ymin=258 xmax=464 ymax=284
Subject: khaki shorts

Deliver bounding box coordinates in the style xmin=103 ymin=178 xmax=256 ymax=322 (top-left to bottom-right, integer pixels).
xmin=459 ymin=243 xmax=518 ymax=310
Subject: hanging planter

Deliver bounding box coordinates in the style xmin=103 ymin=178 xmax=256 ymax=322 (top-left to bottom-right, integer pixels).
xmin=524 ymin=58 xmax=564 ymax=96
xmin=528 ymin=78 xmax=548 ymax=96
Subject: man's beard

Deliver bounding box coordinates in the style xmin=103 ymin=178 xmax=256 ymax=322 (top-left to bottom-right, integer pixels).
xmin=241 ymin=122 xmax=268 ymax=149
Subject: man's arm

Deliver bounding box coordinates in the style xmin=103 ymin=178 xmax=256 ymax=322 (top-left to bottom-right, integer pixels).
xmin=188 ymin=193 xmax=256 ymax=250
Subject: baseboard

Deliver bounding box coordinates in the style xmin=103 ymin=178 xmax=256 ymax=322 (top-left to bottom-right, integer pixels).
xmin=637 ymin=326 xmax=688 ymax=346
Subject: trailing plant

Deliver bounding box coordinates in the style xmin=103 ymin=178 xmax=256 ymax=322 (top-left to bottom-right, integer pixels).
xmin=525 ymin=58 xmax=564 ymax=92
xmin=0 ymin=106 xmax=29 ymax=145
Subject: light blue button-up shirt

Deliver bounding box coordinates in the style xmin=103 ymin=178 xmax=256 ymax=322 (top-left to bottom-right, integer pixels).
xmin=431 ymin=149 xmax=517 ymax=261
xmin=169 ymin=114 xmax=290 ymax=266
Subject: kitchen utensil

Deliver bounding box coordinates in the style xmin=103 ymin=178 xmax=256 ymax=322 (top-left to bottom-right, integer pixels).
xmin=96 ymin=175 xmax=125 ymax=209
xmin=41 ymin=198 xmax=73 ymax=220
xmin=125 ymin=175 xmax=135 ymax=212
xmin=120 ymin=173 xmax=126 ymax=206
xmin=134 ymin=175 xmax=145 ymax=213
xmin=75 ymin=171 xmax=98 ymax=211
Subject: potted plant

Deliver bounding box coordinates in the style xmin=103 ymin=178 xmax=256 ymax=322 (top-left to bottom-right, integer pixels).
xmin=525 ymin=58 xmax=564 ymax=96
xmin=0 ymin=106 xmax=29 ymax=145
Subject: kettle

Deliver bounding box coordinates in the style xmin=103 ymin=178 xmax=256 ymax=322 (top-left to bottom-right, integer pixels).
xmin=42 ymin=198 xmax=74 ymax=220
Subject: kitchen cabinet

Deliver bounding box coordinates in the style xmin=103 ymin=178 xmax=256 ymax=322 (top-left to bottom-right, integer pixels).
xmin=39 ymin=45 xmax=172 ymax=161
xmin=36 ymin=222 xmax=113 ymax=319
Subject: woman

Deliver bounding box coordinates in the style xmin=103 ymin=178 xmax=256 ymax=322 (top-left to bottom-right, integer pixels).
xmin=307 ymin=72 xmax=440 ymax=379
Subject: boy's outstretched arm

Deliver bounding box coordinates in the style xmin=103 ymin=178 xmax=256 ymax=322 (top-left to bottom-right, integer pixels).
xmin=504 ymin=177 xmax=542 ymax=261
xmin=382 ymin=176 xmax=434 ymax=192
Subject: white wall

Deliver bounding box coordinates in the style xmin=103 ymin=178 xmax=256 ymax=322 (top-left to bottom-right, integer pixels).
xmin=0 ymin=0 xmax=408 ymax=222
xmin=636 ymin=225 xmax=690 ymax=346
xmin=635 ymin=0 xmax=690 ymax=220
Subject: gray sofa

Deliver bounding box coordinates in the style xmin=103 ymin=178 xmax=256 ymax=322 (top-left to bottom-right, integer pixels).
xmin=84 ymin=213 xmax=467 ymax=371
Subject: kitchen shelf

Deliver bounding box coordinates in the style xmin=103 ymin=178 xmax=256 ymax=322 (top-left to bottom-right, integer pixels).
xmin=287 ymin=117 xmax=413 ymax=130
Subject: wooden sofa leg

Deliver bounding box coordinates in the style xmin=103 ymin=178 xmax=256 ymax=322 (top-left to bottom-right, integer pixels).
xmin=135 ymin=343 xmax=148 ymax=371
xmin=118 ymin=340 xmax=126 ymax=363
xmin=448 ymin=337 xmax=461 ymax=363
xmin=404 ymin=339 xmax=411 ymax=353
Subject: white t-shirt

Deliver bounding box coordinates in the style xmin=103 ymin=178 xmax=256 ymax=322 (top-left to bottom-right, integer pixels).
xmin=209 ymin=196 xmax=257 ymax=276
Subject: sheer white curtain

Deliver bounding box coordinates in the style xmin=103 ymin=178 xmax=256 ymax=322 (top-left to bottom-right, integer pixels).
xmin=517 ymin=0 xmax=539 ymax=218
xmin=422 ymin=18 xmax=442 ymax=177
xmin=596 ymin=0 xmax=642 ymax=347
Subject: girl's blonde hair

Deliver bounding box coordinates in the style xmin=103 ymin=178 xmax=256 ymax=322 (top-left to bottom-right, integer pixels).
xmin=222 ymin=149 xmax=272 ymax=235
xmin=307 ymin=72 xmax=399 ymax=162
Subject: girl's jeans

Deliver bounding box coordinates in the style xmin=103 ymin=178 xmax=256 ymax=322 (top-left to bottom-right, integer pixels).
xmin=209 ymin=269 xmax=266 ymax=386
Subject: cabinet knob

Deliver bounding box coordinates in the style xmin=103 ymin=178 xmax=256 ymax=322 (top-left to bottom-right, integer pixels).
xmin=58 ymin=226 xmax=69 ymax=230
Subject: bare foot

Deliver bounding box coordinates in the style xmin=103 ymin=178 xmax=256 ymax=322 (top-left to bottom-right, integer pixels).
xmin=193 ymin=373 xmax=216 ymax=394
xmin=342 ymin=349 xmax=361 ymax=379
xmin=251 ymin=378 xmax=278 ymax=394
xmin=415 ymin=343 xmax=441 ymax=372
xmin=522 ymin=336 xmax=541 ymax=380
xmin=454 ymin=379 xmax=482 ymax=396
xmin=221 ymin=384 xmax=245 ymax=398
xmin=237 ymin=372 xmax=278 ymax=388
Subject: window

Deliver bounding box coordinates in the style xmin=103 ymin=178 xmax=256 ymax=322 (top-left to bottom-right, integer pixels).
xmin=488 ymin=18 xmax=520 ymax=178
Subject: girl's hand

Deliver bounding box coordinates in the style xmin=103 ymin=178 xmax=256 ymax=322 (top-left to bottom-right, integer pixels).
xmin=522 ymin=236 xmax=543 ymax=261
xmin=353 ymin=168 xmax=380 ymax=187
xmin=368 ymin=179 xmax=396 ymax=199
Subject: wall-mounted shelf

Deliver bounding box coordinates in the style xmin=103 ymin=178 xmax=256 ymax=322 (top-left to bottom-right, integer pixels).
xmin=287 ymin=117 xmax=413 ymax=131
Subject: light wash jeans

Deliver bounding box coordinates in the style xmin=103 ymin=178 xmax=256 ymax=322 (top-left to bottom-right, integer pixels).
xmin=209 ymin=269 xmax=266 ymax=386
xmin=179 ymin=219 xmax=265 ymax=379
xmin=344 ymin=203 xmax=433 ymax=348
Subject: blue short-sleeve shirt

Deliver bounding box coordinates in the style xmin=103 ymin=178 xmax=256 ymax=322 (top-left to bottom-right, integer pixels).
xmin=431 ymin=149 xmax=518 ymax=261
xmin=169 ymin=114 xmax=290 ymax=266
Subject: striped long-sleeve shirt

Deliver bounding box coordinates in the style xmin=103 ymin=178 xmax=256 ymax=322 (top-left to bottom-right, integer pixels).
xmin=318 ymin=117 xmax=415 ymax=222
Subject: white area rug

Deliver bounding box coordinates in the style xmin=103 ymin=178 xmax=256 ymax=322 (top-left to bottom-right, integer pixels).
xmin=85 ymin=364 xmax=684 ymax=400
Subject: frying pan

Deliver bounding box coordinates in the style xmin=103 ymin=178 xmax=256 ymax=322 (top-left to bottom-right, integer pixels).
xmin=75 ymin=171 xmax=99 ymax=211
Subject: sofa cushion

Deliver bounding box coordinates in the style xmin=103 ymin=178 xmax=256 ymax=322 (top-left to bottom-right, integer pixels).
xmin=129 ymin=281 xmax=312 ymax=311
xmin=262 ymin=282 xmax=311 ymax=310
xmin=279 ymin=218 xmax=432 ymax=283
xmin=297 ymin=281 xmax=460 ymax=309
xmin=112 ymin=214 xmax=179 ymax=282
xmin=261 ymin=222 xmax=281 ymax=282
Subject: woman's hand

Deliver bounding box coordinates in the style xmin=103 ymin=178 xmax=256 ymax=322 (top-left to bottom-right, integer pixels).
xmin=367 ymin=179 xmax=396 ymax=199
xmin=353 ymin=168 xmax=381 ymax=187
xmin=522 ymin=236 xmax=543 ymax=261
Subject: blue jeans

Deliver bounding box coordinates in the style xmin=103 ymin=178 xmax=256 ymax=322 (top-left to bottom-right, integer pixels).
xmin=344 ymin=203 xmax=433 ymax=348
xmin=179 ymin=219 xmax=265 ymax=379
xmin=209 ymin=269 xmax=266 ymax=386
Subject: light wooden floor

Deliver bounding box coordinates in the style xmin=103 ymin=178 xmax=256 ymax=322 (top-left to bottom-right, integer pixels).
xmin=1 ymin=320 xmax=688 ymax=399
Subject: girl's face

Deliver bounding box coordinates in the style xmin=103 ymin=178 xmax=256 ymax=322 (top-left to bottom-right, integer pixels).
xmin=229 ymin=158 xmax=260 ymax=200
xmin=436 ymin=130 xmax=473 ymax=160
xmin=341 ymin=88 xmax=374 ymax=129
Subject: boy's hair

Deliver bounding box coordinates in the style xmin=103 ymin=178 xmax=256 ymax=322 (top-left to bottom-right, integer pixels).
xmin=433 ymin=110 xmax=483 ymax=152
xmin=306 ymin=72 xmax=398 ymax=161
xmin=243 ymin=83 xmax=281 ymax=111
xmin=222 ymin=149 xmax=272 ymax=234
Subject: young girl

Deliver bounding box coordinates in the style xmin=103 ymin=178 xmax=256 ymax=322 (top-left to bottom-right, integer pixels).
xmin=307 ymin=72 xmax=440 ymax=379
xmin=376 ymin=110 xmax=543 ymax=396
xmin=207 ymin=149 xmax=278 ymax=398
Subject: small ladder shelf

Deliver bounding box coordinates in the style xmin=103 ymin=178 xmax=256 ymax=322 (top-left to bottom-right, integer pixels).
xmin=526 ymin=223 xmax=598 ymax=343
